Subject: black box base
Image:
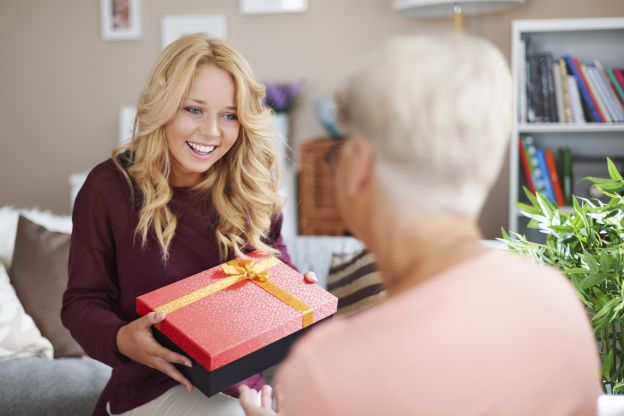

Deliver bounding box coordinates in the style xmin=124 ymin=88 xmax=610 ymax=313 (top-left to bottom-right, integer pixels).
xmin=152 ymin=317 xmax=330 ymax=397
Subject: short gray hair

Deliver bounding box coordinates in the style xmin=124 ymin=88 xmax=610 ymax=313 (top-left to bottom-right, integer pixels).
xmin=336 ymin=32 xmax=512 ymax=217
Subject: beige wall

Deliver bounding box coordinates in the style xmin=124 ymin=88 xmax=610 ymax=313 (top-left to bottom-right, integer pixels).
xmin=1 ymin=0 xmax=622 ymax=238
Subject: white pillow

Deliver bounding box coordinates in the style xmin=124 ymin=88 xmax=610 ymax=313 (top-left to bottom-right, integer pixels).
xmin=0 ymin=263 xmax=54 ymax=361
xmin=0 ymin=206 xmax=72 ymax=269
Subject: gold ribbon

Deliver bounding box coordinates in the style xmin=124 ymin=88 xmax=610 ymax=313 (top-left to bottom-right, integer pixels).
xmin=155 ymin=257 xmax=314 ymax=328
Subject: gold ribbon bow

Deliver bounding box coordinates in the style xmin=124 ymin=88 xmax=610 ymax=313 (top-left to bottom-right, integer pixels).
xmin=155 ymin=257 xmax=314 ymax=328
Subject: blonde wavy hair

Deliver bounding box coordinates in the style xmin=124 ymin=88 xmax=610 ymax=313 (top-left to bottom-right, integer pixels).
xmin=112 ymin=34 xmax=282 ymax=261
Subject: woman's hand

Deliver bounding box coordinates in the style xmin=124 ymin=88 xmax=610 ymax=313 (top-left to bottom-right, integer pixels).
xmin=116 ymin=311 xmax=194 ymax=392
xmin=239 ymin=385 xmax=282 ymax=416
xmin=303 ymin=271 xmax=317 ymax=283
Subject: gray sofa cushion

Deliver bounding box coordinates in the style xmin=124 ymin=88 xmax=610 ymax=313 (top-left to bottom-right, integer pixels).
xmin=282 ymin=235 xmax=363 ymax=288
xmin=0 ymin=356 xmax=111 ymax=416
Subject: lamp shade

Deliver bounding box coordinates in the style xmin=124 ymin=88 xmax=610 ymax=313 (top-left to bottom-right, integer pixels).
xmin=393 ymin=0 xmax=524 ymax=17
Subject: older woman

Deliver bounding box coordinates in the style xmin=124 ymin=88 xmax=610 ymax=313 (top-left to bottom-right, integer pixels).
xmin=239 ymin=32 xmax=601 ymax=415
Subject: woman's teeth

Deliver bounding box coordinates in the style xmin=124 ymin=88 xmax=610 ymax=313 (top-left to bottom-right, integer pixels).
xmin=186 ymin=141 xmax=215 ymax=154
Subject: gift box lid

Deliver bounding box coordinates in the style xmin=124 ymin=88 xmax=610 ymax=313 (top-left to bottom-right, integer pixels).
xmin=136 ymin=251 xmax=337 ymax=371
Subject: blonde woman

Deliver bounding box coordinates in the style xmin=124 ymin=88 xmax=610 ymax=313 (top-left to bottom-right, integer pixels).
xmin=239 ymin=33 xmax=601 ymax=416
xmin=62 ymin=34 xmax=314 ymax=416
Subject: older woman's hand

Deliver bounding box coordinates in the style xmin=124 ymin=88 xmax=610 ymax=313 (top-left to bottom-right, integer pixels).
xmin=239 ymin=385 xmax=282 ymax=416
xmin=304 ymin=271 xmax=318 ymax=283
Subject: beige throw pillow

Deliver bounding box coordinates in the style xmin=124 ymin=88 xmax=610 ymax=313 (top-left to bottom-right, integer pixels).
xmin=0 ymin=263 xmax=53 ymax=361
xmin=327 ymin=249 xmax=386 ymax=316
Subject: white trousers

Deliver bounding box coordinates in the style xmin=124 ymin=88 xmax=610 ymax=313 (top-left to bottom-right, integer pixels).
xmin=107 ymin=385 xmax=246 ymax=416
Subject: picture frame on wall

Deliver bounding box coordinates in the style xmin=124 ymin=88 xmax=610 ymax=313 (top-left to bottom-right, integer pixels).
xmin=240 ymin=0 xmax=308 ymax=14
xmin=161 ymin=15 xmax=228 ymax=49
xmin=100 ymin=0 xmax=141 ymax=41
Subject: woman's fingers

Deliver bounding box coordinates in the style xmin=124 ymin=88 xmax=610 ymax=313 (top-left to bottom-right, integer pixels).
xmin=273 ymin=384 xmax=284 ymax=413
xmin=151 ymin=342 xmax=193 ymax=368
xmin=238 ymin=385 xmax=259 ymax=412
xmin=154 ymin=358 xmax=193 ymax=392
xmin=304 ymin=271 xmax=318 ymax=283
xmin=260 ymin=385 xmax=273 ymax=408
xmin=139 ymin=311 xmax=166 ymax=328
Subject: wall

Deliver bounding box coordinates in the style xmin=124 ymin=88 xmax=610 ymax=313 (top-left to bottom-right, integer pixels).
xmin=0 ymin=0 xmax=622 ymax=238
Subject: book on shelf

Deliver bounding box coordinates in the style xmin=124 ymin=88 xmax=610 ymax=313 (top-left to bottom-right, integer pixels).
xmin=518 ymin=40 xmax=528 ymax=123
xmin=606 ymin=67 xmax=624 ymax=105
xmin=566 ymin=75 xmax=586 ymax=123
xmin=521 ymin=136 xmax=552 ymax=202
xmin=552 ymin=62 xmax=565 ymax=123
xmin=521 ymin=47 xmax=624 ymax=124
xmin=535 ymin=147 xmax=557 ymax=203
xmin=557 ymin=59 xmax=574 ymax=123
xmin=614 ymin=68 xmax=624 ymax=98
xmin=564 ymin=55 xmax=604 ymax=122
xmin=559 ymin=147 xmax=573 ymax=205
xmin=519 ymin=136 xmax=572 ymax=207
xmin=582 ymin=63 xmax=612 ymax=122
xmin=532 ymin=52 xmax=559 ymax=122
xmin=518 ymin=138 xmax=536 ymax=194
xmin=544 ymin=147 xmax=566 ymax=207
xmin=593 ymin=61 xmax=624 ymax=122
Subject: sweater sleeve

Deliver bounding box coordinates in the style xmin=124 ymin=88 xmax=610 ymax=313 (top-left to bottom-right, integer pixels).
xmin=61 ymin=165 xmax=130 ymax=368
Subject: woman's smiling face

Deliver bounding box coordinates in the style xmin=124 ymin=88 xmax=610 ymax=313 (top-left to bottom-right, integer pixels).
xmin=165 ymin=64 xmax=241 ymax=188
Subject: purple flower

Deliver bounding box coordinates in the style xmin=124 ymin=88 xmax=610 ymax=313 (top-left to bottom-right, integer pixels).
xmin=264 ymin=81 xmax=303 ymax=113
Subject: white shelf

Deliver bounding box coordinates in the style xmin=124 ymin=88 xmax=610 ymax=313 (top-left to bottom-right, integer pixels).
xmin=508 ymin=17 xmax=624 ymax=236
xmin=518 ymin=123 xmax=624 ymax=133
xmin=512 ymin=17 xmax=624 ymax=33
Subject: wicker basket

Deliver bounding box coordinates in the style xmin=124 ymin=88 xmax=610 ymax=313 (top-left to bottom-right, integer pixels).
xmin=298 ymin=138 xmax=348 ymax=235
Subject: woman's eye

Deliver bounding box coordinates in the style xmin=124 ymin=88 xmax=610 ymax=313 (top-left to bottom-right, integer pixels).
xmin=184 ymin=106 xmax=202 ymax=115
xmin=223 ymin=113 xmax=238 ymax=121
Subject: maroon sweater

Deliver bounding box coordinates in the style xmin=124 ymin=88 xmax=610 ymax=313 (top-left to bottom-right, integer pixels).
xmin=61 ymin=159 xmax=293 ymax=415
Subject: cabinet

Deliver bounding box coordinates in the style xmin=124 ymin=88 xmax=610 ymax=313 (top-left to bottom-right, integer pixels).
xmin=508 ymin=18 xmax=624 ymax=241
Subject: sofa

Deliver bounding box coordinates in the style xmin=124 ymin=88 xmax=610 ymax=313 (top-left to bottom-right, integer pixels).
xmin=0 ymin=205 xmax=362 ymax=416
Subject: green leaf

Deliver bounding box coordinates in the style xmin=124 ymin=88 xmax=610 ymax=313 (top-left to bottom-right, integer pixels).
xmin=602 ymin=350 xmax=613 ymax=380
xmin=549 ymin=225 xmax=575 ymax=233
xmin=583 ymin=252 xmax=600 ymax=274
xmin=580 ymin=272 xmax=605 ymax=290
xmin=592 ymin=298 xmax=619 ymax=333
xmin=610 ymin=298 xmax=624 ymax=321
xmin=607 ymin=157 xmax=623 ymax=181
xmin=516 ymin=202 xmax=540 ymax=215
xmin=612 ymin=381 xmax=624 ymax=394
xmin=593 ymin=287 xmax=609 ymax=306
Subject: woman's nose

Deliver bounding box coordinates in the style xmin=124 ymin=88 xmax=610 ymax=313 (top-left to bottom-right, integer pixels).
xmin=199 ymin=115 xmax=220 ymax=137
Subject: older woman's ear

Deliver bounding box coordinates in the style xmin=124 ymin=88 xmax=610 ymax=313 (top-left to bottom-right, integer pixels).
xmin=348 ymin=136 xmax=375 ymax=195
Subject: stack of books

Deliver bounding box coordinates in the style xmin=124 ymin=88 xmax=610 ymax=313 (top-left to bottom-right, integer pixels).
xmin=518 ymin=136 xmax=572 ymax=207
xmin=519 ymin=42 xmax=624 ymax=123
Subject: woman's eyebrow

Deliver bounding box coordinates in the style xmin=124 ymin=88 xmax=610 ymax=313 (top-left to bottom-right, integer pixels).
xmin=186 ymin=98 xmax=236 ymax=110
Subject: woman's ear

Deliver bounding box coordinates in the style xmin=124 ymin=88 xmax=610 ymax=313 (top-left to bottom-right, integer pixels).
xmin=347 ymin=136 xmax=375 ymax=196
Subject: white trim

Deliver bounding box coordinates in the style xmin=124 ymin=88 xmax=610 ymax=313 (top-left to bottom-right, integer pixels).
xmin=512 ymin=17 xmax=624 ymax=33
xmin=518 ymin=123 xmax=624 ymax=133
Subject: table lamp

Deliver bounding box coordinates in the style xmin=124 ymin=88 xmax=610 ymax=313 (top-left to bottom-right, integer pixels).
xmin=393 ymin=0 xmax=525 ymax=31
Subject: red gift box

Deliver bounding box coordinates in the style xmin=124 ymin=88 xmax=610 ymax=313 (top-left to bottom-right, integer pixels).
xmin=136 ymin=251 xmax=337 ymax=394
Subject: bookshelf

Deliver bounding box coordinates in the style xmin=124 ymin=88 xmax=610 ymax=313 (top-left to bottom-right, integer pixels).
xmin=509 ymin=17 xmax=624 ymax=240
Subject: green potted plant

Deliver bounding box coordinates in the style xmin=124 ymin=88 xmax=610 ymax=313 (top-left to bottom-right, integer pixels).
xmin=500 ymin=158 xmax=624 ymax=393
